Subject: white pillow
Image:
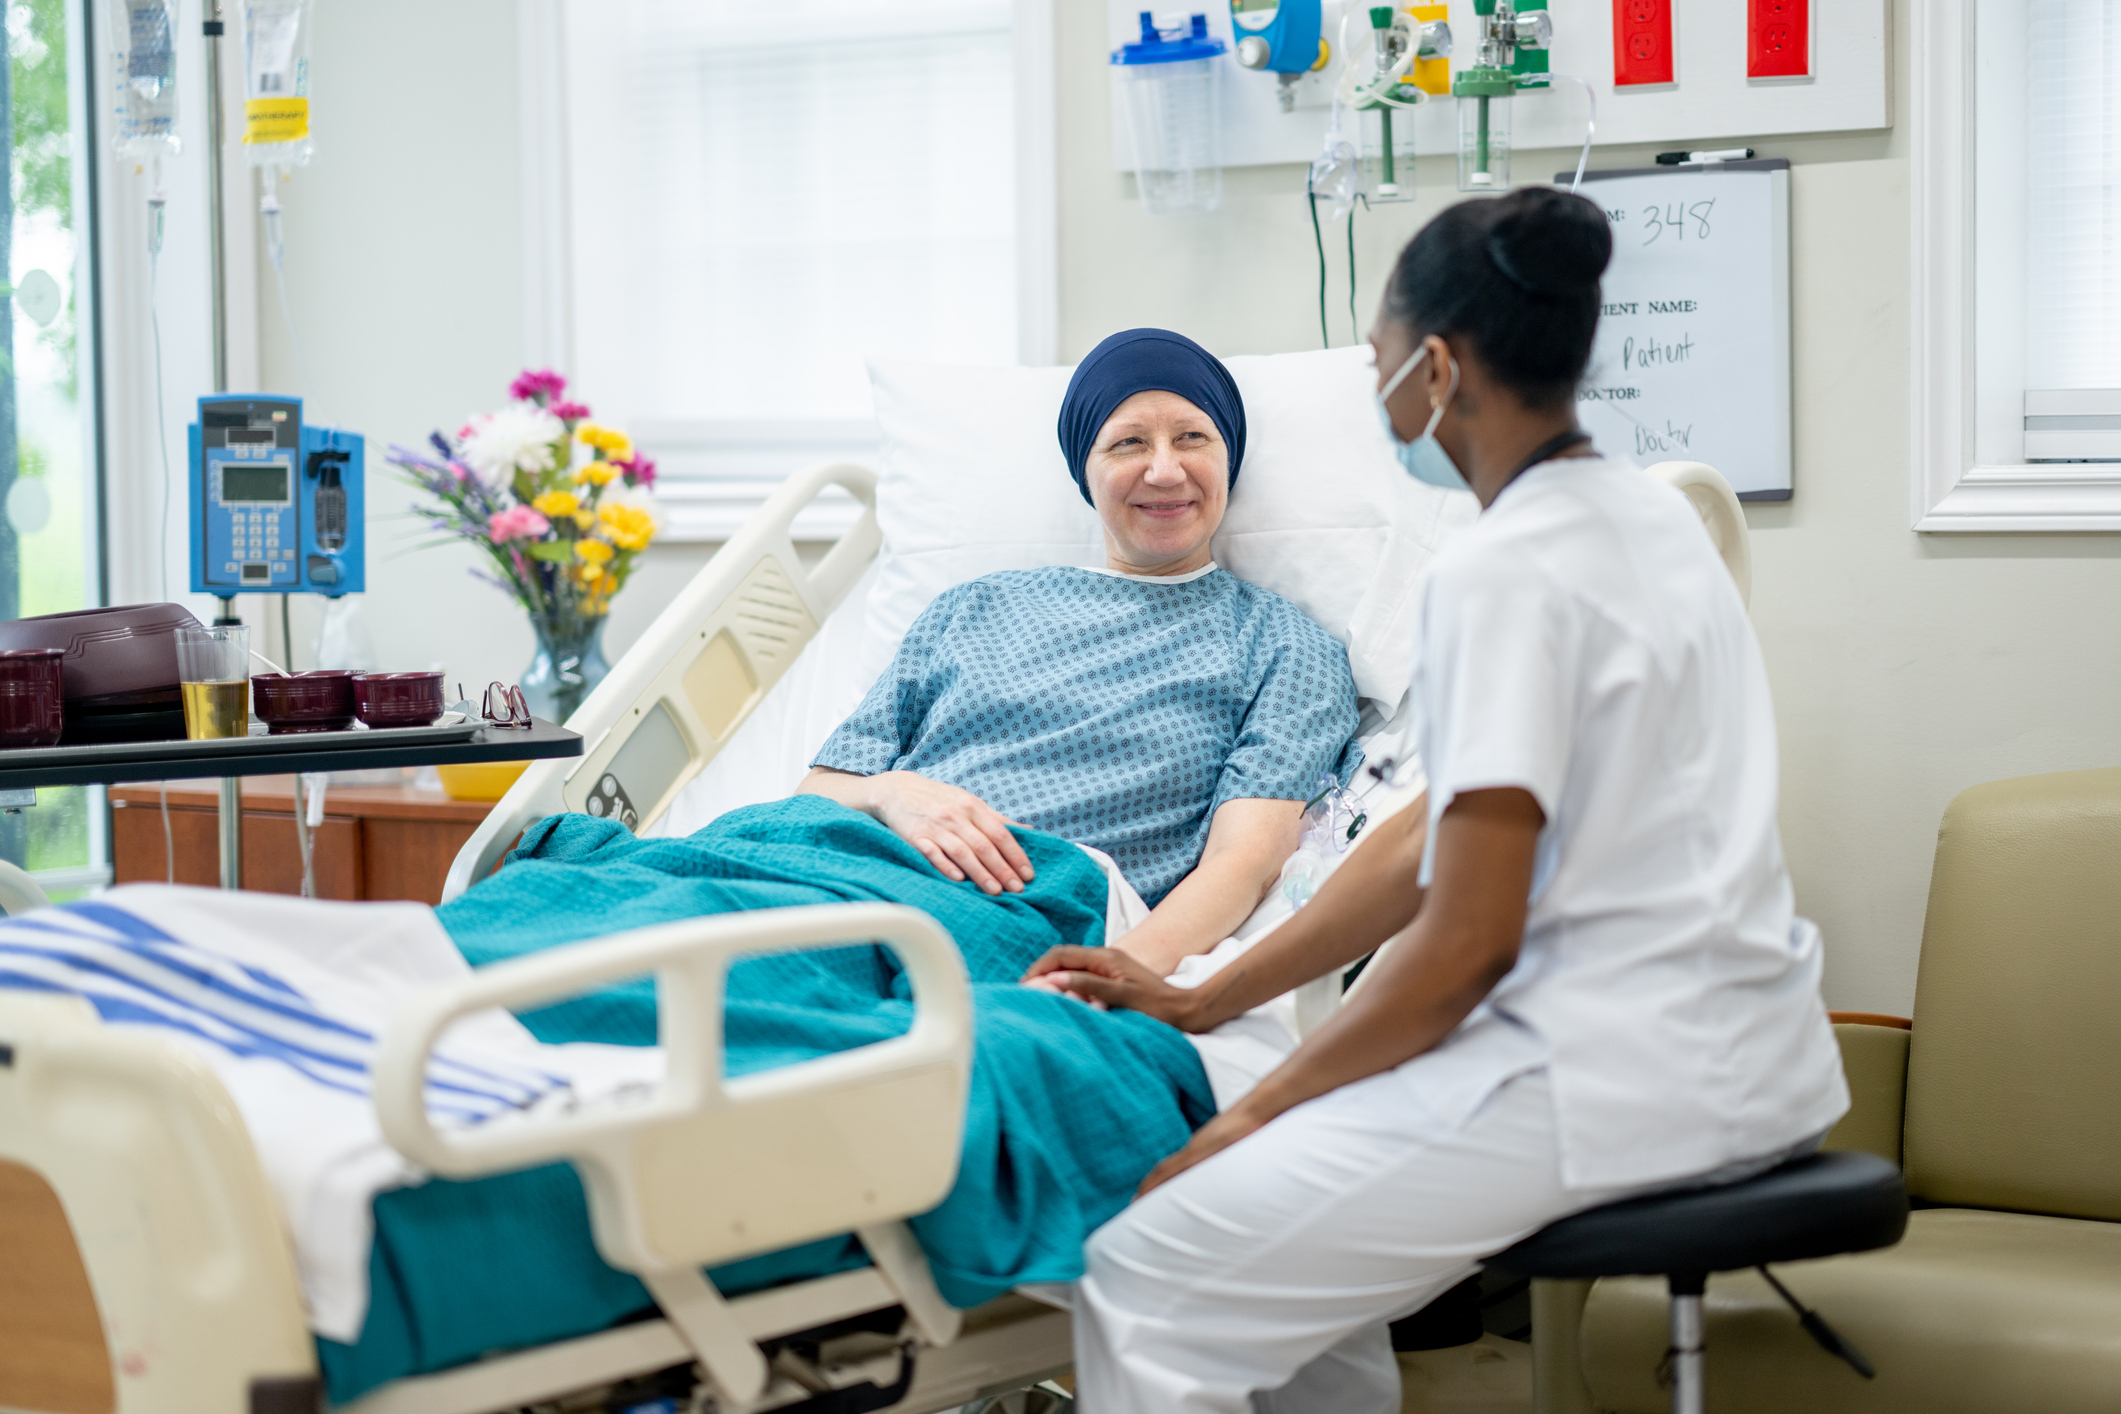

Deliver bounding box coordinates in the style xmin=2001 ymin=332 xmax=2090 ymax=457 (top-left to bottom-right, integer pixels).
xmin=864 ymin=345 xmax=1475 ymax=705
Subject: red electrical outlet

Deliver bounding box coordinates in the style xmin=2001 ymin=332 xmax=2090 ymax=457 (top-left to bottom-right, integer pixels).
xmin=1748 ymin=0 xmax=1810 ymax=79
xmin=1612 ymin=0 xmax=1673 ymax=87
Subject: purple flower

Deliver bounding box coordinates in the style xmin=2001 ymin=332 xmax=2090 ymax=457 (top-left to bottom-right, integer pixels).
xmin=552 ymin=399 xmax=591 ymax=422
xmin=617 ymin=453 xmax=658 ymax=489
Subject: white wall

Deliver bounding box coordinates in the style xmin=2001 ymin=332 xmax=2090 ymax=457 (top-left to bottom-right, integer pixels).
xmin=1059 ymin=0 xmax=2121 ymax=1014
xmin=268 ymin=0 xmax=2121 ymax=1014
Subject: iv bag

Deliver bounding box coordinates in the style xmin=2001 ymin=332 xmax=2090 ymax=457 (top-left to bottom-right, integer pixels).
xmin=109 ymin=0 xmax=180 ymax=159
xmin=240 ymin=0 xmax=314 ymax=167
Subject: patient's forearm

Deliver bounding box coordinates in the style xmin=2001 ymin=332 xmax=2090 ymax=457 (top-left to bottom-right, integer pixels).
xmin=1117 ymin=867 xmax=1273 ymax=977
xmin=1181 ymin=797 xmax=1429 ymax=1029
xmin=1116 ymin=798 xmax=1303 ymax=976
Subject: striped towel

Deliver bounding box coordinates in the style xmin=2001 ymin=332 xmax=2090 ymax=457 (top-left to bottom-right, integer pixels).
xmin=0 ymin=886 xmax=662 ymax=1341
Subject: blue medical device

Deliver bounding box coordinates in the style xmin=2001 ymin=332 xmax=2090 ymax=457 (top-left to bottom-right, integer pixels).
xmin=188 ymin=394 xmax=365 ymax=598
xmin=1231 ymin=0 xmax=1324 ymax=89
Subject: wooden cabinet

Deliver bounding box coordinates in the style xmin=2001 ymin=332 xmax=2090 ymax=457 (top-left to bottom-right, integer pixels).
xmin=110 ymin=777 xmax=495 ymax=905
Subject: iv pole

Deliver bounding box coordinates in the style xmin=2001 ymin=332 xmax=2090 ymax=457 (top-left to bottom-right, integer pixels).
xmin=203 ymin=0 xmax=243 ymax=888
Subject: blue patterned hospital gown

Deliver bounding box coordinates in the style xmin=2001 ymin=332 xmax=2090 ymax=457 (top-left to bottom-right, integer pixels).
xmin=813 ymin=567 xmax=1361 ymax=905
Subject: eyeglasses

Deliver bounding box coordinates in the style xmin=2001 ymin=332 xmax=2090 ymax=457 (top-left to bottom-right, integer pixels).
xmin=473 ymin=681 xmax=532 ymax=729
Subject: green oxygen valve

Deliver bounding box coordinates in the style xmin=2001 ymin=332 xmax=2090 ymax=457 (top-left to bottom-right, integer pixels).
xmin=1450 ymin=0 xmax=1550 ymax=191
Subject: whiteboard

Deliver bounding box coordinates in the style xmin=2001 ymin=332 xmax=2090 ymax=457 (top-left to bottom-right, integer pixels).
xmin=1572 ymin=161 xmax=1792 ymax=501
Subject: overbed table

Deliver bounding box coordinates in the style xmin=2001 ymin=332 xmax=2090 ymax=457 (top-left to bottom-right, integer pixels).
xmin=0 ymin=718 xmax=581 ymax=889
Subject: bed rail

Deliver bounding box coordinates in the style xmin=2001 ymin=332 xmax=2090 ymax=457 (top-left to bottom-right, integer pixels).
xmin=1645 ymin=460 xmax=1752 ymax=610
xmin=375 ymin=902 xmax=971 ymax=1409
xmin=443 ymin=461 xmax=882 ymax=903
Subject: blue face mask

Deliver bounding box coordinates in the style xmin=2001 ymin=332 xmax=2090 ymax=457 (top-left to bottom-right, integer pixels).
xmin=1375 ymin=343 xmax=1465 ymax=491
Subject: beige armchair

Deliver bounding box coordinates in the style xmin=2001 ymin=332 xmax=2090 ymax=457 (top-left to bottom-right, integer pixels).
xmin=1533 ymin=766 xmax=2121 ymax=1414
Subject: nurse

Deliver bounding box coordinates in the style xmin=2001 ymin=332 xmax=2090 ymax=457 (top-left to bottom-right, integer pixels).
xmin=1024 ymin=187 xmax=1849 ymax=1412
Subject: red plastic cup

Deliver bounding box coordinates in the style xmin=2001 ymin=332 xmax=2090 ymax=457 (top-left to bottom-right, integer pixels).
xmin=252 ymin=669 xmax=357 ymax=734
xmin=0 ymin=648 xmax=65 ymax=748
xmin=352 ymin=671 xmax=446 ymax=728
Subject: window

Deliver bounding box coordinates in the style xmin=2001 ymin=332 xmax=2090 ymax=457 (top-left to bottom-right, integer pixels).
xmin=2023 ymin=2 xmax=2121 ymax=394
xmin=1915 ymin=0 xmax=2121 ymax=529
xmin=552 ymin=0 xmax=1055 ymax=539
xmin=2 ymin=0 xmax=105 ymax=893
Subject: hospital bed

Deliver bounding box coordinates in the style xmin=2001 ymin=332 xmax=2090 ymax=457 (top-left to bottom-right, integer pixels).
xmin=0 ymin=449 xmax=1752 ymax=1414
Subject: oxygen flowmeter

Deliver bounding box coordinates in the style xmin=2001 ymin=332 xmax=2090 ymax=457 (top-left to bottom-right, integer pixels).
xmin=188 ymin=395 xmax=365 ymax=598
xmin=1451 ymin=0 xmax=1552 ymax=191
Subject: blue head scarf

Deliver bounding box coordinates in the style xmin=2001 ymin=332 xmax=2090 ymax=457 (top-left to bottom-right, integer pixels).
xmin=1056 ymin=328 xmax=1247 ymax=507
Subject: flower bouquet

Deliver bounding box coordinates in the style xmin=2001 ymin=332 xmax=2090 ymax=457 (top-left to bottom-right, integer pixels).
xmin=389 ymin=370 xmax=660 ymax=722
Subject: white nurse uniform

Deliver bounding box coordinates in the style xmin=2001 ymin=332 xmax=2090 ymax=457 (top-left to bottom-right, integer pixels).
xmin=1072 ymin=456 xmax=1850 ymax=1414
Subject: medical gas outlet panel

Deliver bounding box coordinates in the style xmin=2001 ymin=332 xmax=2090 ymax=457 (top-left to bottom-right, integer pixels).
xmin=189 ymin=395 xmax=367 ymax=597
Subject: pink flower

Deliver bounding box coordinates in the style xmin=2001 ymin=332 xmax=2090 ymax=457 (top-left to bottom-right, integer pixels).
xmin=447 ymin=460 xmax=472 ymax=481
xmin=617 ymin=453 xmax=658 ymax=489
xmin=551 ymin=400 xmax=591 ymax=422
xmin=509 ymin=369 xmax=568 ymax=404
xmin=486 ymin=505 xmax=551 ymax=544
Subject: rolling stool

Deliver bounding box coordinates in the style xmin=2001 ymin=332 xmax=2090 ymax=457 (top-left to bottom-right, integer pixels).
xmin=1491 ymin=1151 xmax=1908 ymax=1414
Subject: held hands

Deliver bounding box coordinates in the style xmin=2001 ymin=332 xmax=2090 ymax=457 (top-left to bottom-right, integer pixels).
xmin=1018 ymin=946 xmax=1210 ymax=1031
xmin=865 ymin=771 xmax=1035 ymax=896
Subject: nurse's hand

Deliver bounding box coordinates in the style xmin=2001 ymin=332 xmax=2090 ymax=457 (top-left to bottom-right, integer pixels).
xmin=1135 ymin=1104 xmax=1268 ymax=1196
xmin=798 ymin=768 xmax=1034 ymax=895
xmin=1019 ymin=946 xmax=1209 ymax=1030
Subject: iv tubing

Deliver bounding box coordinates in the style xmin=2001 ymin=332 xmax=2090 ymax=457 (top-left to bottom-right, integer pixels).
xmin=149 ymin=159 xmax=174 ymax=601
xmin=262 ymin=165 xmax=317 ymax=410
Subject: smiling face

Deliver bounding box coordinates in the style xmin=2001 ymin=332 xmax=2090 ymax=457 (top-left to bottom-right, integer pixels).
xmin=1082 ymin=389 xmax=1230 ymax=576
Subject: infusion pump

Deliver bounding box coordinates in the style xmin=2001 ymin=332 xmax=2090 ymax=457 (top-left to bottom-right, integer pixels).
xmin=188 ymin=394 xmax=365 ymax=597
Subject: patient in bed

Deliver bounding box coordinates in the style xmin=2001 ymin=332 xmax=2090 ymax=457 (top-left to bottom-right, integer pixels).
xmin=800 ymin=327 xmax=1361 ymax=978
xmin=0 ymin=331 xmax=1368 ymax=1402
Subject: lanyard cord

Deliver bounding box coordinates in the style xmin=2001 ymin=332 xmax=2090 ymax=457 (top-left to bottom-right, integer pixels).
xmin=1497 ymin=428 xmax=1594 ymax=499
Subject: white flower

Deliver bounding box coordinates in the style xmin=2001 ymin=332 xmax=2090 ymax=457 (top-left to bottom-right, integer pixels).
xmin=457 ymin=404 xmax=564 ymax=487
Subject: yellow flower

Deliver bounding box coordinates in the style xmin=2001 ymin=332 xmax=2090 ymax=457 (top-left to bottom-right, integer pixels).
xmin=574 ymin=510 xmax=594 ymax=529
xmin=598 ymin=502 xmax=656 ymax=551
xmin=576 ymin=562 xmax=606 ymax=586
xmin=531 ymin=490 xmax=579 ymax=518
xmin=576 ymin=423 xmax=633 ymax=459
xmin=574 ymin=537 xmax=615 ymax=565
xmin=573 ymin=460 xmax=619 ymax=487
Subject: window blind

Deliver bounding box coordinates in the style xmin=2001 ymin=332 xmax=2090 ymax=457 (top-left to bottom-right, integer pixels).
xmin=619 ymin=0 xmax=1017 ymax=422
xmin=2025 ymin=0 xmax=2121 ymax=389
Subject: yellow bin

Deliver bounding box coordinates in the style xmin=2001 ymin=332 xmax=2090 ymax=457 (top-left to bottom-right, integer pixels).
xmin=436 ymin=760 xmax=531 ymax=803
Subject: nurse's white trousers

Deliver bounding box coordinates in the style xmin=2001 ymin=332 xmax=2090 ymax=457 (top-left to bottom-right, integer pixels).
xmin=1073 ymin=1067 xmax=1632 ymax=1414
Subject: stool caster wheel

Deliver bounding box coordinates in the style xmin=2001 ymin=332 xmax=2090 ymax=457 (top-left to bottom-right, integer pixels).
xmin=961 ymin=1380 xmax=1073 ymax=1414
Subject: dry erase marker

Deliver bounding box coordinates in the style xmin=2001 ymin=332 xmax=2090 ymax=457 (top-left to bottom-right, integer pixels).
xmin=1654 ymin=148 xmax=1757 ymax=166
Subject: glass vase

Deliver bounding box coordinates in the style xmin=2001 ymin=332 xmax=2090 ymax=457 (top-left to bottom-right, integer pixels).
xmin=519 ymin=614 xmax=610 ymax=724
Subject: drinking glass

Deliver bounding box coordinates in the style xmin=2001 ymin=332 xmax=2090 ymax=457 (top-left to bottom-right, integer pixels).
xmin=175 ymin=625 xmax=252 ymax=740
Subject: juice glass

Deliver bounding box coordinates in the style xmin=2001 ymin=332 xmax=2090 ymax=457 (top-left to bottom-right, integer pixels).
xmin=175 ymin=625 xmax=252 ymax=739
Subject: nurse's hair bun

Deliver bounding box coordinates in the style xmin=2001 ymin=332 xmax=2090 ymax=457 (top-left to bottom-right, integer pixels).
xmin=1383 ymin=187 xmax=1614 ymax=410
xmin=1485 ymin=188 xmax=1611 ymax=300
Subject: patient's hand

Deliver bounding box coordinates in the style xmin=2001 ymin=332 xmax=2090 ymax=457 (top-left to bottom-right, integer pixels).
xmin=800 ymin=768 xmax=1034 ymax=896
xmin=1021 ymin=946 xmax=1209 ymax=1031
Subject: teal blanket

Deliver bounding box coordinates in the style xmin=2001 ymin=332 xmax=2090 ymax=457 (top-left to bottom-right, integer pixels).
xmin=319 ymin=797 xmax=1214 ymax=1402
